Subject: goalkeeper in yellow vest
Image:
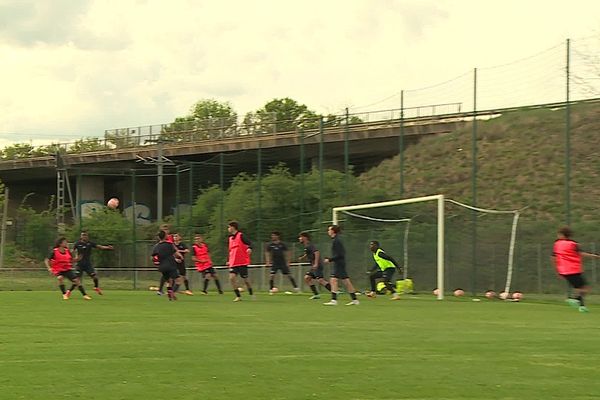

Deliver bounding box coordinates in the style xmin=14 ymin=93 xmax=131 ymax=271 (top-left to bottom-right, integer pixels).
xmin=366 ymin=241 xmax=401 ymax=300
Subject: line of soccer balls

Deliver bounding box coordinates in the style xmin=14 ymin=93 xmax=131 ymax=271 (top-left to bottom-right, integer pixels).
xmin=433 ymin=288 xmax=524 ymax=301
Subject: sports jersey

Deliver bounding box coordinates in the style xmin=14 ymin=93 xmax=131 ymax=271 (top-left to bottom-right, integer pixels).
xmin=193 ymin=243 xmax=213 ymax=271
xmin=553 ymin=238 xmax=583 ymax=275
xmin=303 ymin=243 xmax=323 ymax=268
xmin=73 ymin=240 xmax=97 ymax=265
xmin=228 ymin=232 xmax=251 ymax=267
xmin=266 ymin=241 xmax=288 ymax=266
xmin=48 ymin=248 xmax=73 ymax=274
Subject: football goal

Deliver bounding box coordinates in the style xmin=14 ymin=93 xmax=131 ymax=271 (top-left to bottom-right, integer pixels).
xmin=332 ymin=194 xmax=522 ymax=299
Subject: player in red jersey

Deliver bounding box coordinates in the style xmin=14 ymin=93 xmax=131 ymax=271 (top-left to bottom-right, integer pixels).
xmin=227 ymin=221 xmax=254 ymax=302
xmin=553 ymin=226 xmax=600 ymax=312
xmin=192 ymin=234 xmax=223 ymax=295
xmin=44 ymin=237 xmax=91 ymax=300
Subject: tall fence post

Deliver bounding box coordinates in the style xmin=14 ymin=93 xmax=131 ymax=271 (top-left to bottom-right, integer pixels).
xmin=299 ymin=130 xmax=305 ymax=232
xmin=131 ymin=170 xmax=137 ymax=289
xmin=565 ymin=38 xmax=571 ymax=226
xmin=175 ymin=164 xmax=181 ymax=228
xmin=318 ymin=117 xmax=324 ymax=227
xmin=256 ymin=144 xmax=263 ymax=262
xmin=399 ymin=90 xmax=405 ymax=196
xmin=344 ymin=108 xmax=350 ymax=198
xmin=471 ymin=67 xmax=478 ymax=296
xmin=537 ymin=243 xmax=542 ymax=293
xmin=188 ymin=163 xmax=194 ymax=240
xmin=219 ymin=153 xmax=225 ymax=256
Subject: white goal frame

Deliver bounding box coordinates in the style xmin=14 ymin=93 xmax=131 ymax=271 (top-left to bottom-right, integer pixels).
xmin=333 ymin=194 xmax=446 ymax=299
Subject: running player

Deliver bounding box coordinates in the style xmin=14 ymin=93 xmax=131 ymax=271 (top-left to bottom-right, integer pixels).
xmin=323 ymin=225 xmax=359 ymax=306
xmin=227 ymin=221 xmax=254 ymax=302
xmin=266 ymin=231 xmax=299 ymax=294
xmin=299 ymin=231 xmax=331 ymax=299
xmin=192 ymin=234 xmax=223 ymax=295
xmin=552 ymin=226 xmax=600 ymax=312
xmin=72 ymin=231 xmax=113 ymax=295
xmin=45 ymin=237 xmax=91 ymax=300
xmin=156 ymin=224 xmax=179 ymax=295
xmin=173 ymin=232 xmax=193 ymax=295
xmin=366 ymin=241 xmax=401 ymax=300
xmin=152 ymin=230 xmax=183 ymax=300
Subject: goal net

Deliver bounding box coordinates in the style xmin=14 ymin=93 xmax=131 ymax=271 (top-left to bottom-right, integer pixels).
xmin=332 ymin=195 xmax=522 ymax=299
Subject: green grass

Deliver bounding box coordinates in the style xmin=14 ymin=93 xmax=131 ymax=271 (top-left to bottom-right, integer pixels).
xmin=1 ymin=291 xmax=599 ymax=399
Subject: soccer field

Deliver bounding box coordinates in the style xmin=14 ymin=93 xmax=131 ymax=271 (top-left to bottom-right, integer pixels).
xmin=1 ymin=291 xmax=598 ymax=400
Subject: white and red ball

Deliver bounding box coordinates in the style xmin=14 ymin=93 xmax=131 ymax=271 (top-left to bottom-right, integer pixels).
xmin=485 ymin=290 xmax=496 ymax=299
xmin=270 ymin=287 xmax=279 ymax=293
xmin=453 ymin=289 xmax=465 ymax=297
xmin=107 ymin=197 xmax=120 ymax=209
xmin=433 ymin=288 xmax=440 ymax=296
xmin=499 ymin=291 xmax=510 ymax=300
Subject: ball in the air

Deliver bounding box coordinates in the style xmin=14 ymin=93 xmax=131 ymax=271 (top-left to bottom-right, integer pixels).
xmin=237 ymin=287 xmax=245 ymax=292
xmin=453 ymin=288 xmax=465 ymax=297
xmin=485 ymin=290 xmax=496 ymax=299
xmin=499 ymin=291 xmax=509 ymax=300
xmin=107 ymin=197 xmax=120 ymax=209
xmin=512 ymin=291 xmax=523 ymax=301
xmin=433 ymin=288 xmax=440 ymax=296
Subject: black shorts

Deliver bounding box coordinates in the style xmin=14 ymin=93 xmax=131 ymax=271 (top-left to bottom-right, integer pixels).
xmin=56 ymin=270 xmax=79 ymax=281
xmin=77 ymin=263 xmax=96 ymax=276
xmin=229 ymin=266 xmax=249 ymax=279
xmin=305 ymin=268 xmax=325 ymax=279
xmin=160 ymin=268 xmax=180 ymax=281
xmin=200 ymin=267 xmax=217 ymax=277
xmin=176 ymin=263 xmax=187 ymax=276
xmin=331 ymin=264 xmax=349 ymax=280
xmin=371 ymin=268 xmax=395 ymax=282
xmin=562 ymin=273 xmax=587 ymax=289
xmin=270 ymin=264 xmax=290 ymax=275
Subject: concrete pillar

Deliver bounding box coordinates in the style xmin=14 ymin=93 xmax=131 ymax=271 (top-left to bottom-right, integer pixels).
xmin=77 ymin=176 xmax=105 ymax=218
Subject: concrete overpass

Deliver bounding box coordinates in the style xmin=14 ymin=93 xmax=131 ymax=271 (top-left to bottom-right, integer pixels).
xmin=0 ymin=112 xmax=468 ymax=219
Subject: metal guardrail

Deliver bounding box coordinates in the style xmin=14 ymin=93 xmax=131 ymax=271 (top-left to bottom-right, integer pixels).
xmin=0 ymin=102 xmax=463 ymax=161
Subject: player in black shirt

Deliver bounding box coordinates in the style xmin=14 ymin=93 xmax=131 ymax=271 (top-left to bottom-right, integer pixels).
xmin=265 ymin=232 xmax=299 ymax=294
xmin=173 ymin=233 xmax=193 ymax=295
xmin=72 ymin=231 xmax=113 ymax=295
xmin=151 ymin=230 xmax=183 ymax=300
xmin=323 ymin=225 xmax=359 ymax=306
xmin=299 ymin=231 xmax=331 ymax=299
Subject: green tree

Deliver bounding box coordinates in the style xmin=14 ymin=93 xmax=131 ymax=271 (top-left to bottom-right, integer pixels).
xmin=254 ymin=98 xmax=319 ymax=133
xmin=69 ymin=137 xmax=109 ymax=153
xmin=1 ymin=143 xmax=35 ymax=160
xmin=164 ymin=99 xmax=238 ymax=140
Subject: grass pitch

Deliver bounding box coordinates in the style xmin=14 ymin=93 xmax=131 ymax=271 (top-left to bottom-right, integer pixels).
xmin=1 ymin=291 xmax=599 ymax=400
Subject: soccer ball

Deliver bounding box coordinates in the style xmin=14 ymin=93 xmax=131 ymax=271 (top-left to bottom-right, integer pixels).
xmin=269 ymin=287 xmax=279 ymax=294
xmin=107 ymin=197 xmax=120 ymax=209
xmin=485 ymin=290 xmax=496 ymax=299
xmin=237 ymin=287 xmax=245 ymax=292
xmin=432 ymin=288 xmax=440 ymax=296
xmin=512 ymin=291 xmax=523 ymax=301
xmin=499 ymin=291 xmax=509 ymax=300
xmin=453 ymin=288 xmax=465 ymax=297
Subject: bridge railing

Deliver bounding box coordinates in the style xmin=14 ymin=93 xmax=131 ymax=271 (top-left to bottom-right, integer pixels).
xmin=0 ymin=102 xmax=463 ymax=161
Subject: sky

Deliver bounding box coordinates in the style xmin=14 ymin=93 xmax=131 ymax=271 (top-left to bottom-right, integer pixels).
xmin=1 ymin=0 xmax=599 ymax=147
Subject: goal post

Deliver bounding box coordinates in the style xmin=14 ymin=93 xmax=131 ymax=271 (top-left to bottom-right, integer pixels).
xmin=332 ymin=194 xmax=446 ymax=300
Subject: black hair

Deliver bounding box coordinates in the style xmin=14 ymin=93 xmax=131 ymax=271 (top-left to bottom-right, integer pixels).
xmin=299 ymin=231 xmax=311 ymax=240
xmin=228 ymin=221 xmax=239 ymax=230
xmin=158 ymin=230 xmax=167 ymax=240
xmin=55 ymin=237 xmax=67 ymax=247
xmin=559 ymin=226 xmax=573 ymax=238
xmin=328 ymin=225 xmax=341 ymax=234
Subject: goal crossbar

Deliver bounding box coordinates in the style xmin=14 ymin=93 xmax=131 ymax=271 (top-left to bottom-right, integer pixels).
xmin=333 ymin=194 xmax=445 ymax=300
